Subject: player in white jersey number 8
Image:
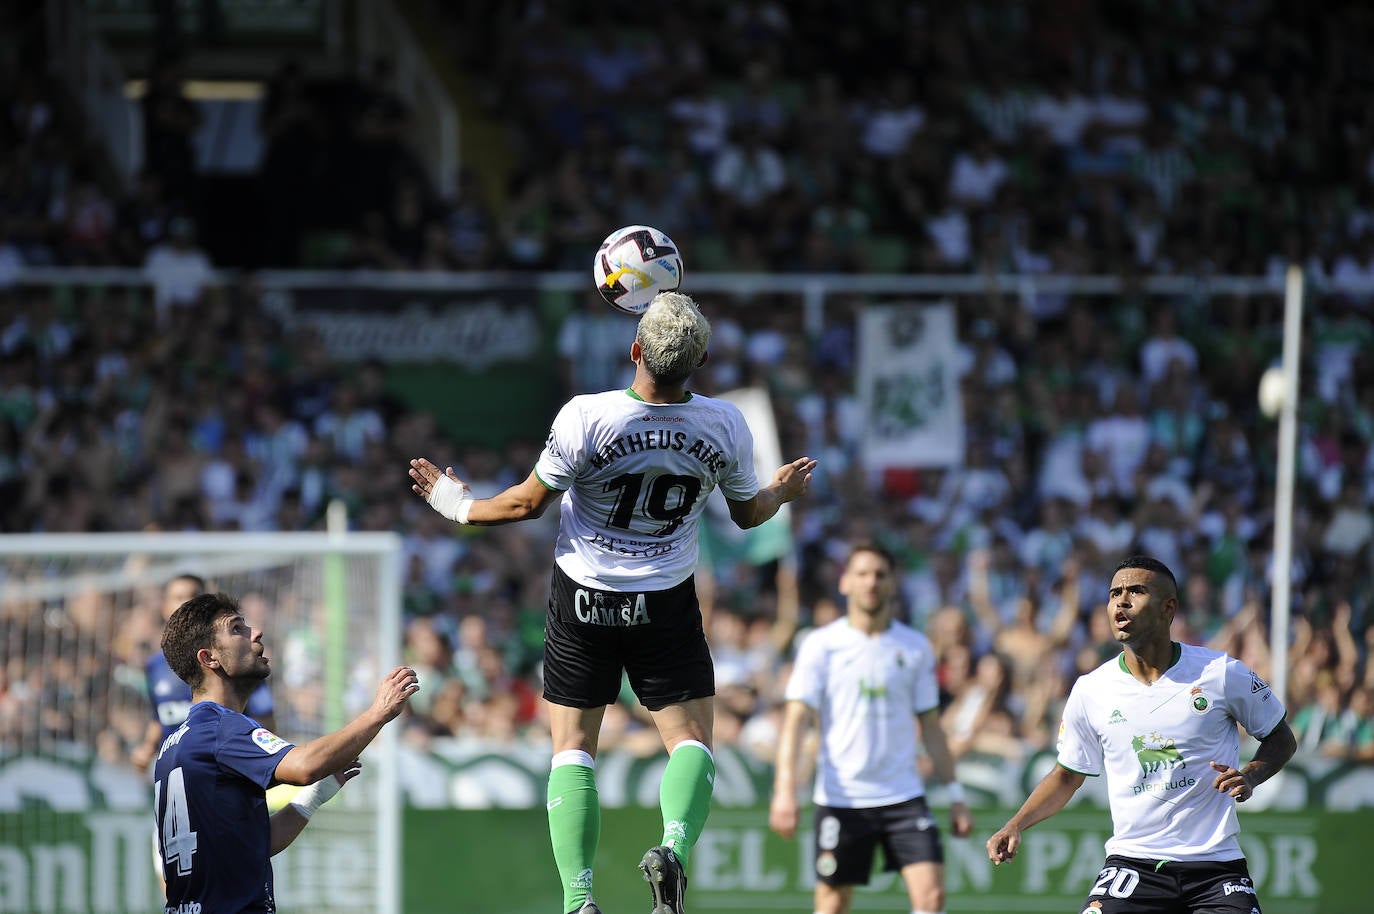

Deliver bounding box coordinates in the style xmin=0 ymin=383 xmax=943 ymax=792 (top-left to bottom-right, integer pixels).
xmin=986 ymin=555 xmax=1298 ymax=914
xmin=409 ymin=291 xmax=816 ymax=914
xmin=770 ymin=542 xmax=973 ymax=914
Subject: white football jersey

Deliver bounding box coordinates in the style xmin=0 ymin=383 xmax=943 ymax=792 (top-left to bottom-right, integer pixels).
xmin=1056 ymin=642 xmax=1287 ymax=861
xmin=534 ymin=389 xmax=760 ymax=591
xmin=785 ymin=618 xmax=940 ymax=808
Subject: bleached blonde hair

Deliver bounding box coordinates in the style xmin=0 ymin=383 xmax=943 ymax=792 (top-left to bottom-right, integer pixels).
xmin=636 ymin=291 xmax=711 ymax=384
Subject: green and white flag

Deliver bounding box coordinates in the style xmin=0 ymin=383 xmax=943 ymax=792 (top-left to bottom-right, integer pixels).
xmin=700 ymin=386 xmax=794 ymax=568
xmin=858 ymin=303 xmax=964 ymax=468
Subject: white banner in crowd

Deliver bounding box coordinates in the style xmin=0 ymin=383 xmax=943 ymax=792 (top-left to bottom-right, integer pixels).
xmin=700 ymin=386 xmax=794 ymax=566
xmin=857 ymin=303 xmax=965 ymax=469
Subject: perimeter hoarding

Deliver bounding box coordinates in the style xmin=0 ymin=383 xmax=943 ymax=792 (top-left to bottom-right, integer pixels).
xmin=403 ymin=805 xmax=1356 ymax=914
xmin=5 ymin=750 xmax=1367 ymax=914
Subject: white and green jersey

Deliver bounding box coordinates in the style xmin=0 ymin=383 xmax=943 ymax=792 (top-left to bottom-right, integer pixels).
xmin=534 ymin=389 xmax=760 ymax=591
xmin=1056 ymin=642 xmax=1287 ymax=861
xmin=785 ymin=618 xmax=940 ymax=808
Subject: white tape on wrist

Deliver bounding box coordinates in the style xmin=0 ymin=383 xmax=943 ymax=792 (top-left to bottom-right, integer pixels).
xmin=289 ymin=777 xmax=342 ymax=820
xmin=427 ymin=474 xmax=474 ymax=524
xmin=945 ymin=782 xmax=967 ymax=804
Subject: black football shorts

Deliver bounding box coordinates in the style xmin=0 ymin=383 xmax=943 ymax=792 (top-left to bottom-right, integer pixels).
xmin=1076 ymin=856 xmax=1263 ymax=914
xmin=542 ymin=564 xmax=715 ymax=711
xmin=813 ymin=796 xmax=944 ymax=886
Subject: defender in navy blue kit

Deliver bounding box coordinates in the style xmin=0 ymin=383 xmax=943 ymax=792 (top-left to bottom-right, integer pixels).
xmin=153 ymin=593 xmax=418 ymax=914
xmin=133 ymin=575 xmax=275 ymax=772
xmin=154 ymin=702 xmax=294 ymax=912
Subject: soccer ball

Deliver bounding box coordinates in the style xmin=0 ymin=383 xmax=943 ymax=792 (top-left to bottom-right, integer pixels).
xmin=592 ymin=225 xmax=684 ymax=315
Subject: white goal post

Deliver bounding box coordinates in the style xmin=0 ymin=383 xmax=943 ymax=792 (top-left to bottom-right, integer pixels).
xmin=0 ymin=532 xmax=403 ymax=914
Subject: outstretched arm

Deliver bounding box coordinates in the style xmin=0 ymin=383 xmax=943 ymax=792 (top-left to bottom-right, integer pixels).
xmin=273 ymin=666 xmax=419 ymax=785
xmin=727 ymin=457 xmax=817 ymax=530
xmin=410 ymin=461 xmax=562 ymax=525
xmin=986 ymin=764 xmax=1086 ymax=864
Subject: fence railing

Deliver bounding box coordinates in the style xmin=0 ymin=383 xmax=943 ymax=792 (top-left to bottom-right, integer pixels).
xmin=13 ymin=266 xmax=1350 ymax=338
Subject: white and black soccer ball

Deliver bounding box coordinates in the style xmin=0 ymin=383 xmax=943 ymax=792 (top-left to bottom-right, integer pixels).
xmin=592 ymin=225 xmax=684 ymax=315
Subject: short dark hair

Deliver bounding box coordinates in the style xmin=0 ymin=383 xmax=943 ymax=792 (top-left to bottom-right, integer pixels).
xmin=161 ymin=592 xmax=240 ymax=691
xmin=846 ymin=540 xmax=896 ymax=572
xmin=1114 ymin=555 xmax=1178 ymax=595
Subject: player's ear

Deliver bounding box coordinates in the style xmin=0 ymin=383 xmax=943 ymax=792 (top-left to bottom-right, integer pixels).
xmin=630 ymin=340 xmax=642 ymax=362
xmin=198 ymin=647 xmax=219 ymax=670
xmin=696 ymin=350 xmax=709 ymax=368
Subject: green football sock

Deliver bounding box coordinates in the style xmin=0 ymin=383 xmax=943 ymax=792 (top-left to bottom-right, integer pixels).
xmin=658 ymin=741 xmax=715 ymax=869
xmin=547 ymin=762 xmax=599 ymax=913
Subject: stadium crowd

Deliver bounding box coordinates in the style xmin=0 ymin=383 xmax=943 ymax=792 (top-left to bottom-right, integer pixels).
xmin=1 ymin=1 xmax=1372 ymax=767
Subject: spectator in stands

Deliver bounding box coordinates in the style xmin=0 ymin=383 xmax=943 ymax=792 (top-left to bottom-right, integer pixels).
xmin=948 ymin=133 xmax=1009 ymax=211
xmin=6 ymin=3 xmax=1374 ymax=777
xmin=860 ymin=72 xmax=926 ymax=160
xmin=944 ymin=649 xmax=1023 ymax=761
xmin=710 ymin=125 xmax=788 ymax=234
xmin=555 ymin=292 xmax=637 ymax=397
xmin=143 ymin=216 xmax=214 ymax=324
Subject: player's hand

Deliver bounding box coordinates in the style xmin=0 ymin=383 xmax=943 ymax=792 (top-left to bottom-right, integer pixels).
xmin=409 ymin=458 xmax=465 ymax=500
xmin=949 ymin=802 xmax=974 ymax=838
xmin=333 ymin=759 xmax=364 ymax=787
xmin=1209 ymin=760 xmax=1253 ymax=802
xmin=986 ymin=823 xmax=1022 ymax=864
xmin=372 ymin=666 xmax=421 ymax=722
xmin=772 ymin=456 xmax=817 ymax=502
xmin=410 ymin=458 xmax=477 ymax=523
xmin=768 ymin=793 xmax=799 ymax=840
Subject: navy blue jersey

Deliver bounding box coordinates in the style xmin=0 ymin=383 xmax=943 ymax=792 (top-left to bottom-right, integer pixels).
xmin=147 ymin=652 xmax=274 ymax=737
xmin=153 ymin=701 xmax=296 ymax=914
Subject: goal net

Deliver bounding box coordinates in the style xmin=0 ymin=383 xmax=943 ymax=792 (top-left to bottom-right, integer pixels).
xmin=0 ymin=532 xmax=403 ymax=914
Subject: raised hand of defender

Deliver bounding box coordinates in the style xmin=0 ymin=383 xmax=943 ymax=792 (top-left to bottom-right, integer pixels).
xmin=372 ymin=666 xmax=421 ymax=722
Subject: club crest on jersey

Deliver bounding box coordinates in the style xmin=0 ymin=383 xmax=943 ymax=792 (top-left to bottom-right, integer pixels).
xmin=251 ymin=728 xmax=290 ymax=755
xmin=1108 ymin=709 xmax=1127 ymax=725
xmin=1190 ymin=687 xmax=1210 ymax=714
